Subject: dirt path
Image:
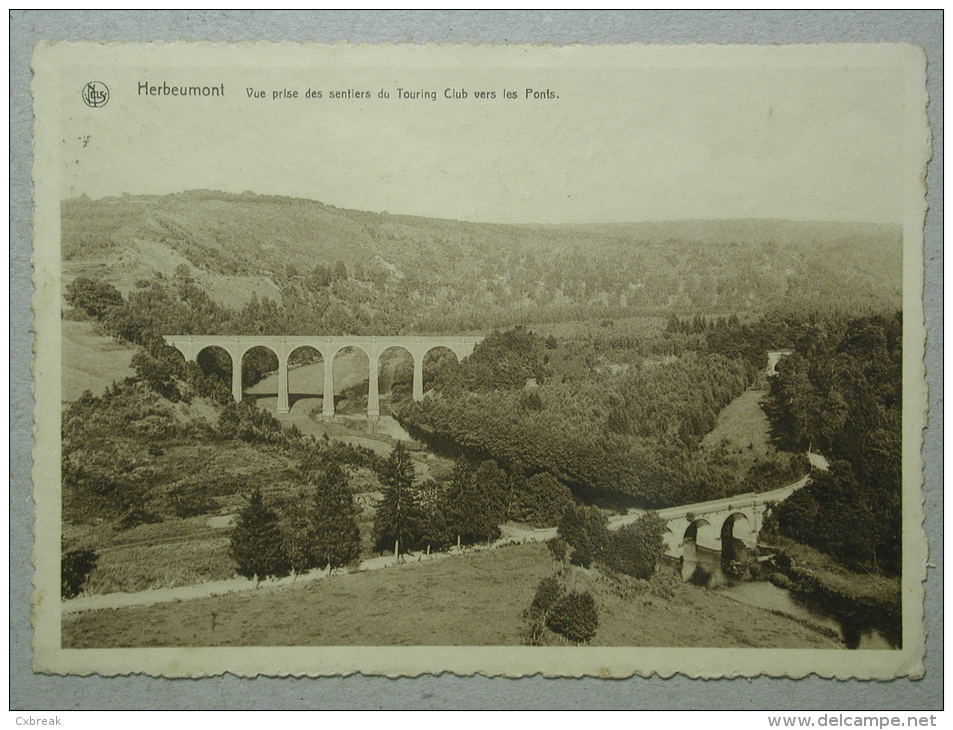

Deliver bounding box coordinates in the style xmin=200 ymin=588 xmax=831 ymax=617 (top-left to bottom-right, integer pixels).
xmin=62 ymin=528 xmax=537 ymax=615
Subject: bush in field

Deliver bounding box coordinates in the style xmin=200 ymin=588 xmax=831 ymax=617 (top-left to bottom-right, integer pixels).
xmin=521 ymin=575 xmax=566 ymax=646
xmin=601 ymin=512 xmax=667 ymax=579
xmin=530 ymin=575 xmax=563 ymax=615
xmin=62 ymin=549 xmax=98 ymax=599
xmin=519 ymin=389 xmax=544 ymax=412
xmin=509 ymin=472 xmax=574 ymax=527
xmin=230 ymin=489 xmax=291 ymax=583
xmin=546 ymin=536 xmax=568 ymax=567
xmin=117 ymin=505 xmax=162 ymax=530
xmin=546 ymin=590 xmax=599 ymax=644
xmin=557 ymin=505 xmax=609 ymax=568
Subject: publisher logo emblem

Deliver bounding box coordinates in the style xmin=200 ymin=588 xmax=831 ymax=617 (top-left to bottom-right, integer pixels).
xmin=82 ymin=81 xmax=109 ymax=108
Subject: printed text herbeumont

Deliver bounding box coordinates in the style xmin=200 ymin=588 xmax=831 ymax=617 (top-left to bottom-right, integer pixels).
xmin=138 ymin=81 xmax=225 ymax=97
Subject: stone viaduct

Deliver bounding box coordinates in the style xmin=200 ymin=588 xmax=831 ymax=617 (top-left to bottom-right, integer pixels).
xmin=163 ymin=335 xmax=482 ymax=418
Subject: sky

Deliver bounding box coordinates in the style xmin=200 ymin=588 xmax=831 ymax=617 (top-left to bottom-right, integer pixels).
xmin=57 ymin=52 xmax=911 ymax=224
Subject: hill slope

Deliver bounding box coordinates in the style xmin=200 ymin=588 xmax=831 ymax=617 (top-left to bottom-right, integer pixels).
xmin=62 ymin=191 xmax=902 ymax=333
xmin=63 ymin=542 xmax=839 ymax=648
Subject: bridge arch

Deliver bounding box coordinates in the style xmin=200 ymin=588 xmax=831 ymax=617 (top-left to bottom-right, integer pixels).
xmin=286 ymin=345 xmax=326 ymax=411
xmin=719 ymin=511 xmax=757 ymax=574
xmin=377 ymin=345 xmax=415 ymax=413
xmin=241 ymin=345 xmax=280 ymax=406
xmin=681 ymin=518 xmax=716 ymax=582
xmin=195 ymin=345 xmax=235 ymax=399
xmin=719 ymin=512 xmax=755 ymax=543
xmin=422 ymin=345 xmax=460 ymax=395
xmin=330 ymin=345 xmax=372 ymax=418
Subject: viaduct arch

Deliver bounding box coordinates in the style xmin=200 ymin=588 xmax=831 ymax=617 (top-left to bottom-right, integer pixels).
xmin=164 ymin=334 xmax=481 ymax=419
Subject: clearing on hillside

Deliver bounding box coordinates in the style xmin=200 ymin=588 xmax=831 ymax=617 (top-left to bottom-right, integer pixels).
xmin=61 ymin=319 xmax=137 ymax=402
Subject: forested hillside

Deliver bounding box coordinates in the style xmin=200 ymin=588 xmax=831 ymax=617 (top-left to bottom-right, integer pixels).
xmin=396 ymin=323 xmax=809 ymax=509
xmin=765 ymin=314 xmax=902 ymax=575
xmin=62 ymin=191 xmax=902 ymax=334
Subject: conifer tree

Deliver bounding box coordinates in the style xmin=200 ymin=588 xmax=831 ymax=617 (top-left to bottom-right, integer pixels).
xmin=230 ymin=489 xmax=291 ymax=584
xmin=281 ymin=491 xmax=319 ymax=576
xmin=310 ymin=463 xmax=362 ymax=572
xmin=417 ymin=478 xmax=453 ymax=553
xmin=444 ymin=460 xmax=503 ymax=546
xmin=373 ymin=442 xmax=422 ymax=557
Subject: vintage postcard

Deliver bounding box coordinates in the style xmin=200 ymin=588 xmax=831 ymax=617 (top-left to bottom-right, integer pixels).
xmin=31 ymin=42 xmax=929 ymax=678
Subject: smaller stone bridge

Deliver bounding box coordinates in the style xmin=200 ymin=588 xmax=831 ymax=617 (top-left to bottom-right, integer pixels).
xmin=608 ymin=474 xmax=812 ymax=581
xmin=163 ymin=335 xmax=482 ymax=418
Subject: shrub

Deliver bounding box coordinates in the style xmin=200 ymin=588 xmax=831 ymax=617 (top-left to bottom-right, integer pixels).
xmin=546 ymin=536 xmax=568 ymax=566
xmin=117 ymin=506 xmax=162 ymax=530
xmin=557 ymin=505 xmax=609 ymax=568
xmin=601 ymin=512 xmax=667 ymax=579
xmin=130 ymin=351 xmax=181 ymax=401
xmin=521 ymin=575 xmax=565 ymax=646
xmin=62 ymin=549 xmax=98 ymax=599
xmin=217 ymin=401 xmax=283 ymax=443
xmin=724 ymin=559 xmax=748 ymax=580
xmin=530 ymin=575 xmax=563 ymax=615
xmin=546 ymin=590 xmax=599 ymax=644
xmin=519 ymin=389 xmax=544 ymax=411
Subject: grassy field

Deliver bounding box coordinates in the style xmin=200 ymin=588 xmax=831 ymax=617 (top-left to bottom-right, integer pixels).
xmin=62 ymin=319 xmax=137 ymax=402
xmin=699 ymin=387 xmax=779 ymax=478
xmin=84 ymin=536 xmax=235 ymax=594
xmin=701 ymin=388 xmax=773 ymax=455
xmin=63 ymin=542 xmax=840 ymax=649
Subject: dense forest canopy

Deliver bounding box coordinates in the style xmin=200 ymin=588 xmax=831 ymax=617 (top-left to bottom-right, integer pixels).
xmin=396 ymin=322 xmax=809 ymax=509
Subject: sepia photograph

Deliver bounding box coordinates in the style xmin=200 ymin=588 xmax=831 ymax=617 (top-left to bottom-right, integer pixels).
xmin=29 ymin=40 xmax=928 ymax=680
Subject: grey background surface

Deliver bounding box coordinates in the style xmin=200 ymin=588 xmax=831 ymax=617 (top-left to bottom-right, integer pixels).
xmin=9 ymin=10 xmax=942 ymax=711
